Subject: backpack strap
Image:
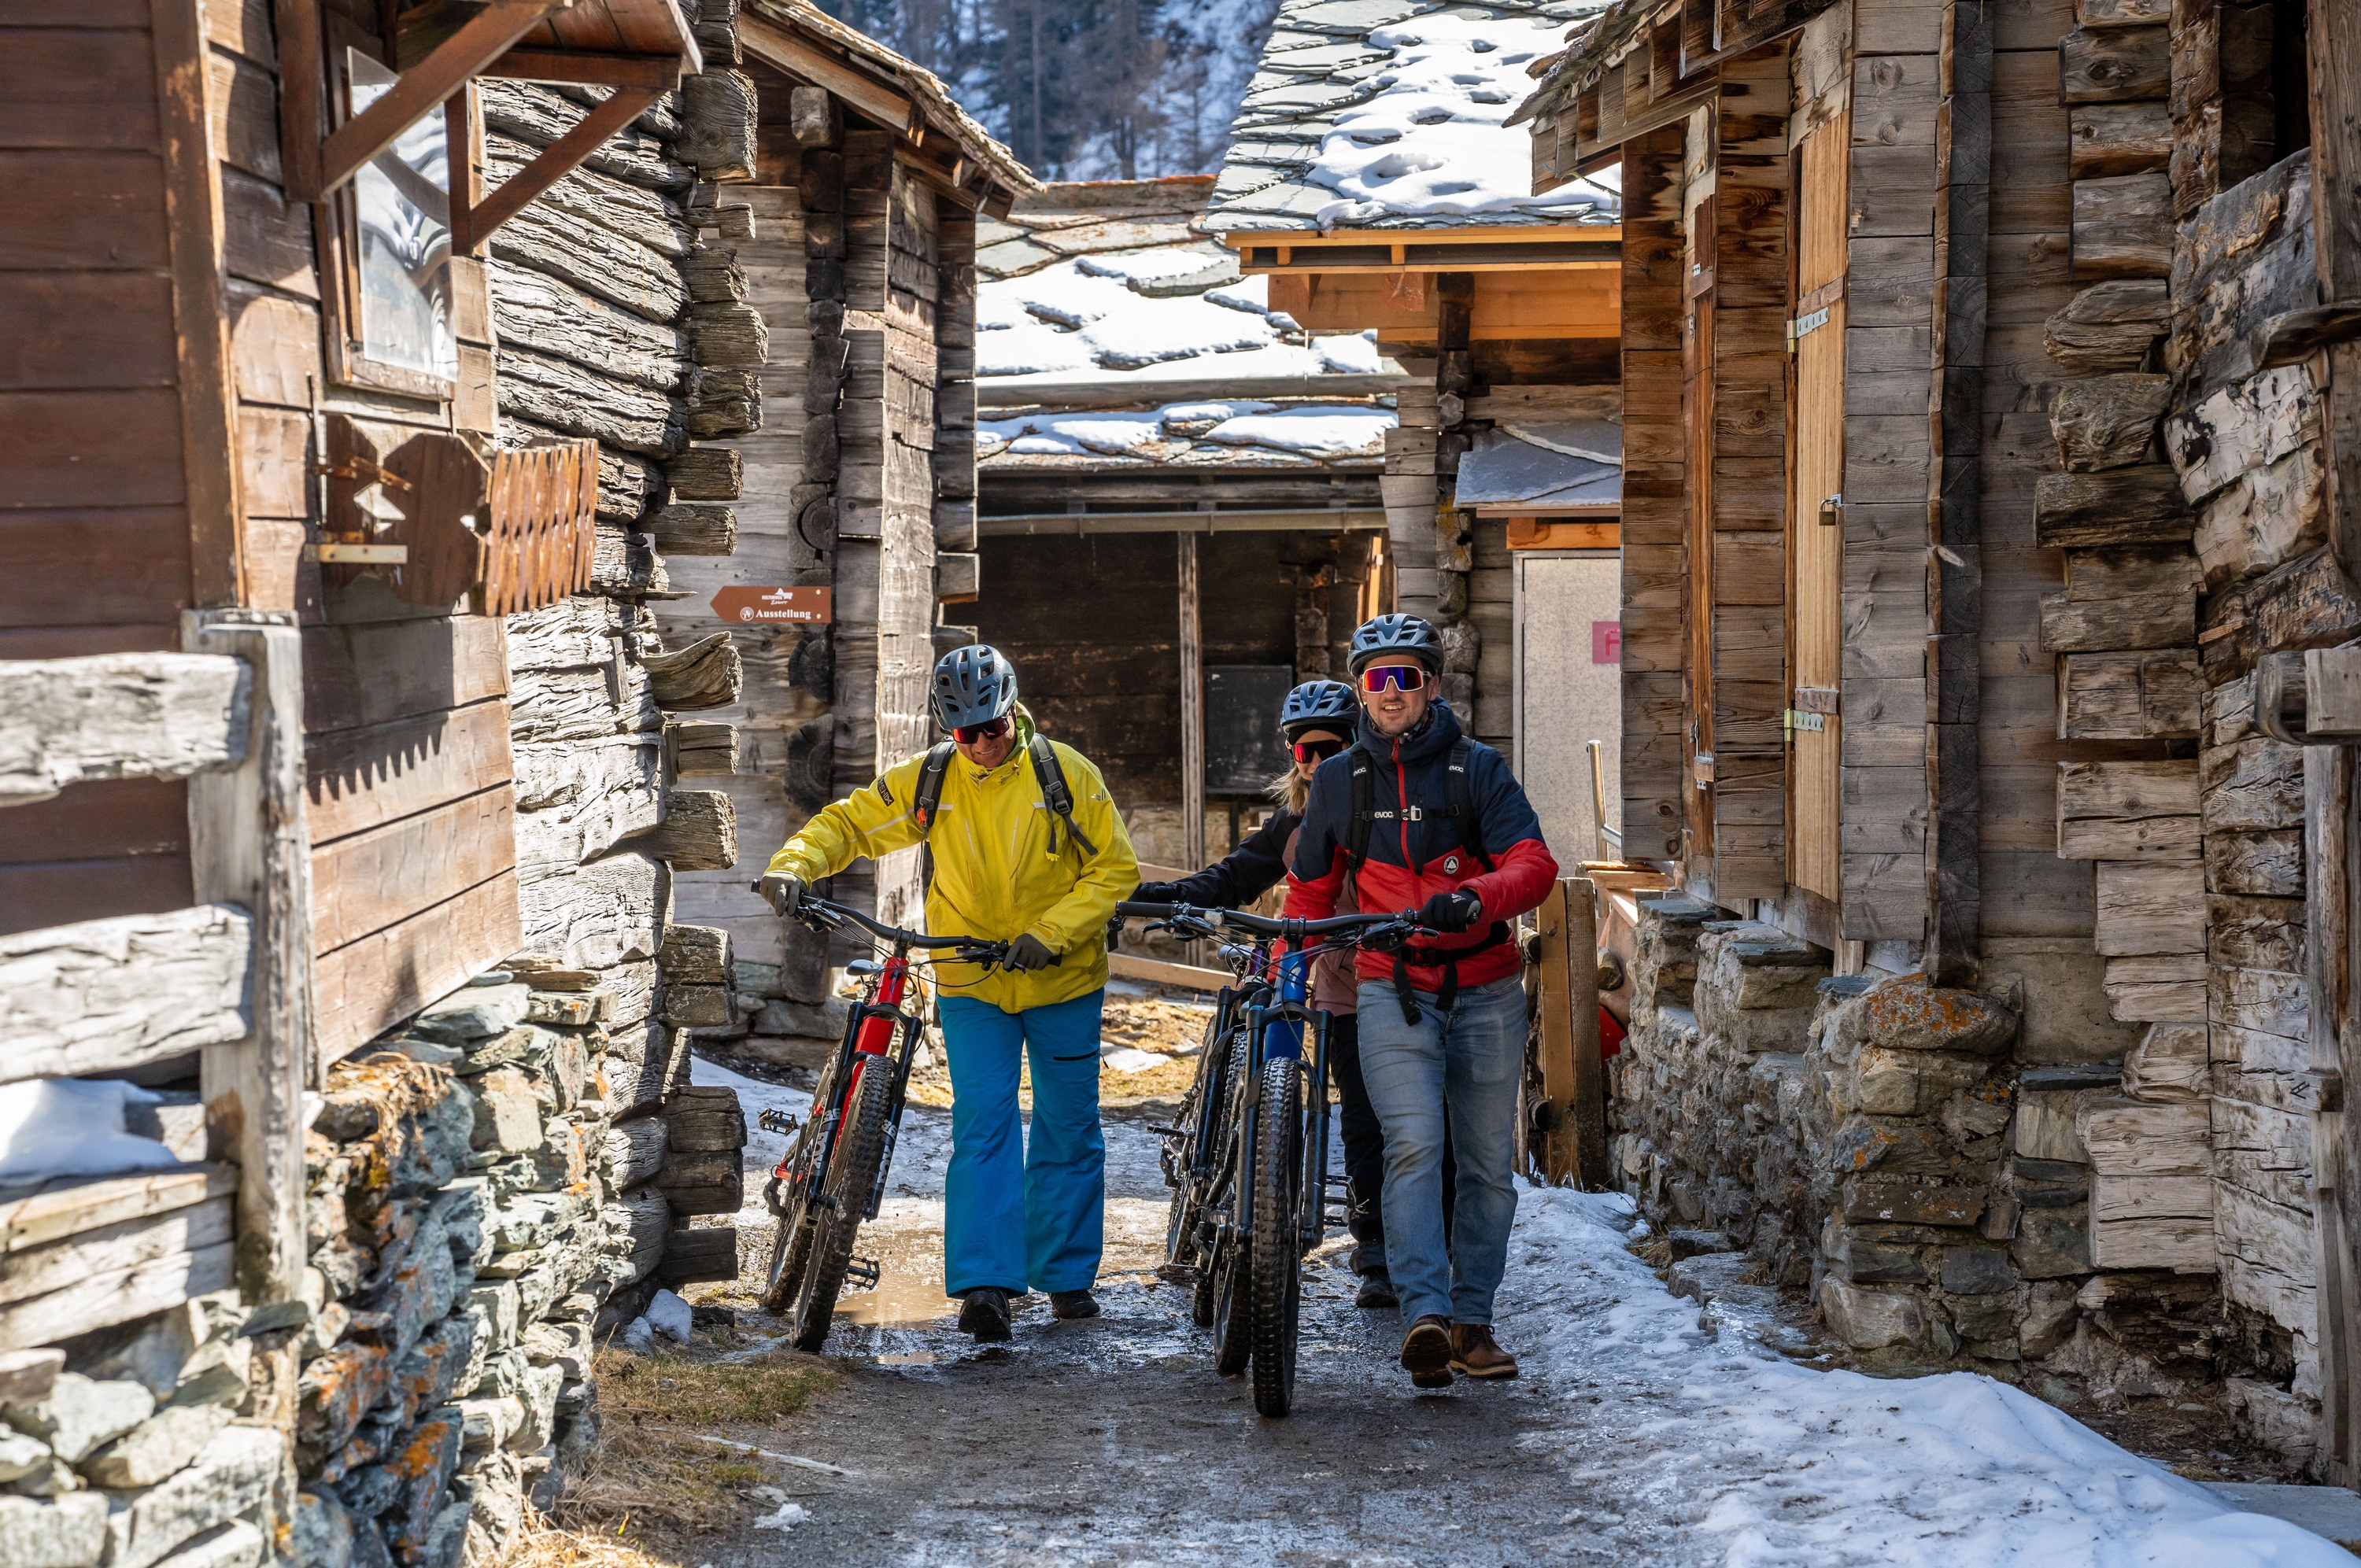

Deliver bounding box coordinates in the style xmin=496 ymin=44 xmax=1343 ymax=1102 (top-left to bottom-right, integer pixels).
xmin=913 ymin=740 xmax=956 ymax=890
xmin=1344 ymin=750 xmax=1376 ymax=872
xmin=1444 ymin=739 xmax=1495 ymax=874
xmin=1026 ymin=734 xmax=1099 ymax=859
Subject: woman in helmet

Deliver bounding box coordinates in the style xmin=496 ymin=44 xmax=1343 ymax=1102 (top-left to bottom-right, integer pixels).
xmin=1129 ymin=679 xmax=1447 ymax=1308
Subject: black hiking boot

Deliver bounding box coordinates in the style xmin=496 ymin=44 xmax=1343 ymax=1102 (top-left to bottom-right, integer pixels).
xmin=1354 ymin=1267 xmax=1398 ymax=1309
xmin=1049 ymin=1289 xmax=1100 ymax=1320
xmin=1399 ymin=1315 xmax=1455 ymax=1389
xmin=958 ymin=1288 xmax=1013 ymax=1343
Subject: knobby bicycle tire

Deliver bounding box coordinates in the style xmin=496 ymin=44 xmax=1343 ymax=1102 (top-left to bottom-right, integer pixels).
xmin=790 ymin=1059 xmax=895 ymax=1352
xmin=1249 ymin=1055 xmax=1304 ymax=1418
xmin=759 ymin=1121 xmax=827 ymax=1314
xmin=1210 ymin=1232 xmax=1251 ymax=1377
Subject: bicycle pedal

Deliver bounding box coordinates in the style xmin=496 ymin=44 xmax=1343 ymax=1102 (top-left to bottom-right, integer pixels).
xmin=756 ymin=1107 xmax=800 ymax=1134
xmin=1146 ymin=1123 xmax=1188 ymax=1138
xmin=845 ymin=1257 xmax=881 ymax=1290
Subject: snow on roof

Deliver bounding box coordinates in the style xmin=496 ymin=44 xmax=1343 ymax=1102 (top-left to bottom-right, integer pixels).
xmin=977 ymin=179 xmax=1402 ymax=470
xmin=1203 ymin=0 xmax=1621 ymax=233
xmin=1454 ymin=423 xmax=1622 ymax=507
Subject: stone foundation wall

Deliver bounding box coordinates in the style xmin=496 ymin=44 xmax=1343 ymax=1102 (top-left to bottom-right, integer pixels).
xmin=1613 ymin=893 xmax=2235 ymax=1401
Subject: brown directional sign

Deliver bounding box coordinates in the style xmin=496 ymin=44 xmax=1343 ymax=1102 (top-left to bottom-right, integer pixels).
xmin=710 ymin=585 xmax=833 ymax=625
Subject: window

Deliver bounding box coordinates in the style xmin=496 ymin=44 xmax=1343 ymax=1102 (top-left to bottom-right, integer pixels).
xmin=347 ymin=50 xmax=456 ymax=383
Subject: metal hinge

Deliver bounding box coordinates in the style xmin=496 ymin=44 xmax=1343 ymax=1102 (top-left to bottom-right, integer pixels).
xmin=1783 ymin=710 xmax=1827 ymax=733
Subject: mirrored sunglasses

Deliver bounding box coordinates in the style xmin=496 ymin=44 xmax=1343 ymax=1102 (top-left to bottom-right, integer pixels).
xmin=1359 ymin=665 xmax=1428 ymax=693
xmin=1291 ymin=738 xmax=1346 ymax=766
xmin=954 ymin=715 xmax=1012 ymax=744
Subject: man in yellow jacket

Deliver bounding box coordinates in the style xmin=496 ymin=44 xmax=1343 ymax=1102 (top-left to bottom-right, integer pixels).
xmin=759 ymin=644 xmax=1137 ymax=1342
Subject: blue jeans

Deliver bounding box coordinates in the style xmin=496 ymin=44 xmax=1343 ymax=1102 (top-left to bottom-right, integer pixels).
xmin=937 ymin=991 xmax=1106 ymax=1297
xmin=1354 ymin=974 xmax=1526 ymax=1325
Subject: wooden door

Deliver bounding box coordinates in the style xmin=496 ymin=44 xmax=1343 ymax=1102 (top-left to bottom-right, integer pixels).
xmin=1787 ymin=112 xmax=1848 ymax=906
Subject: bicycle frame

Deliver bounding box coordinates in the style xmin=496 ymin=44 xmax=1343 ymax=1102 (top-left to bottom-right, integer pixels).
xmin=1235 ymin=948 xmax=1333 ymax=1256
xmin=774 ymin=937 xmax=925 ymax=1228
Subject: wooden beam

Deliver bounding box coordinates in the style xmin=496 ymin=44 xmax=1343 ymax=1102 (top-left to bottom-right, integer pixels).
xmin=741 ymin=24 xmax=914 ymax=135
xmin=182 ymin=611 xmax=314 ymax=1307
xmin=2307 ymin=745 xmax=2361 ymax=1484
xmin=0 ymin=1166 xmax=237 ymax=1256
xmin=0 ymin=653 xmax=250 ymax=806
xmin=1179 ymin=533 xmax=1206 ymax=876
xmin=465 ymin=85 xmax=663 ymax=242
xmin=313 ymin=0 xmax=562 ymax=201
xmin=152 ymin=0 xmax=245 ymax=609
xmin=272 ymin=0 xmax=324 ymax=208
xmin=2311 ymin=0 xmax=2361 ymax=584
xmin=0 ymin=906 xmax=253 ymax=1084
xmin=484 ymin=46 xmax=685 ymax=90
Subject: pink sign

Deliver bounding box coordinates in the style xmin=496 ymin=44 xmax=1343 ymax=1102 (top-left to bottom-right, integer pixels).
xmin=1593 ymin=621 xmax=1621 ymax=664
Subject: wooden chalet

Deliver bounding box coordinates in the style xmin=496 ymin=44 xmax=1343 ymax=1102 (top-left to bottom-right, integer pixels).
xmin=0 ymin=0 xmax=794 ymax=1533
xmin=1520 ymin=0 xmax=2361 ymax=1478
xmin=1203 ymin=0 xmax=1631 ymax=858
xmin=644 ymin=1 xmax=1035 ymax=1036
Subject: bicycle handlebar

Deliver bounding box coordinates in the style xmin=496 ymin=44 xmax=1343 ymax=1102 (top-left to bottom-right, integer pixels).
xmin=748 ymin=885 xmax=1055 ymax=965
xmin=1113 ymin=900 xmax=1428 ymax=942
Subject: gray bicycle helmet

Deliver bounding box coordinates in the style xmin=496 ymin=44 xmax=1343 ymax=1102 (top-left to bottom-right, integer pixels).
xmin=1347 ymin=613 xmax=1444 ymax=676
xmin=932 ymin=644 xmax=1018 ymax=731
xmin=1280 ymin=680 xmax=1357 ymax=741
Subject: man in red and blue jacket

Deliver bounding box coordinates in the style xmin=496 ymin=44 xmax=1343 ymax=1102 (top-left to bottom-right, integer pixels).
xmin=1283 ymin=613 xmax=1559 ymax=1387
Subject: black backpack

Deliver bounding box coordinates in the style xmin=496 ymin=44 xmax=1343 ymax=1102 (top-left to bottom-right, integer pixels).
xmin=911 ymin=733 xmax=1099 ymax=888
xmin=1342 ymin=737 xmax=1494 ymax=877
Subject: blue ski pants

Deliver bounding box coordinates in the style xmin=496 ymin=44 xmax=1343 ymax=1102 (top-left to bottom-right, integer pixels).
xmin=937 ymin=989 xmax=1107 ymax=1297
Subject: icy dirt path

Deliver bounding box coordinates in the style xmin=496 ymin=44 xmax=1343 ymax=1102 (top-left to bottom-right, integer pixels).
xmin=688 ymin=1061 xmax=2347 ymax=1567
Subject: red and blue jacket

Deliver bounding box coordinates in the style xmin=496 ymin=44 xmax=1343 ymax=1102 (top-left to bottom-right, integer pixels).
xmin=1281 ymin=701 xmax=1559 ymax=994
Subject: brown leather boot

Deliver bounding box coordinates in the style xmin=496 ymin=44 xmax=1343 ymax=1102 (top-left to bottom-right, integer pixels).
xmin=1450 ymin=1323 xmax=1519 ymax=1379
xmin=1399 ymin=1314 xmax=1454 ymax=1388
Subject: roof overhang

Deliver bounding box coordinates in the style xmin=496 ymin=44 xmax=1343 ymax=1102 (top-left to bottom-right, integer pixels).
xmin=1219 ymin=224 xmax=1624 ymax=275
xmin=977 ymin=509 xmax=1387 ymax=537
xmin=740 ymin=0 xmax=1036 ymax=213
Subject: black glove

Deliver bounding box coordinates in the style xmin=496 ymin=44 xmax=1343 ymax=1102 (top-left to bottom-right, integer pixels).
xmin=1131 ymin=880 xmax=1180 ymax=905
xmin=1417 ymin=889 xmax=1484 ymax=933
xmin=1105 ymin=911 xmax=1127 ymax=949
xmin=1006 ymin=933 xmax=1056 ymax=972
xmin=757 ymin=873 xmax=805 ymax=916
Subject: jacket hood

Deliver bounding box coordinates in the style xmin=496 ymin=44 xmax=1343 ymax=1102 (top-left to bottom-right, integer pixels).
xmin=1357 ymin=697 xmax=1464 ymax=764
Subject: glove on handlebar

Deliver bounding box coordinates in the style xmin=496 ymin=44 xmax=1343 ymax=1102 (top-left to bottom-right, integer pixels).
xmin=758 ymin=873 xmax=806 ymax=916
xmin=1131 ymin=880 xmax=1180 ymax=905
xmin=1417 ymin=889 xmax=1485 ymax=933
xmin=1006 ymin=933 xmax=1057 ymax=972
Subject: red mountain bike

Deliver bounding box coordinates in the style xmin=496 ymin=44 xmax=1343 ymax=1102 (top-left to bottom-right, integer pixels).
xmin=749 ymin=890 xmax=1032 ymax=1352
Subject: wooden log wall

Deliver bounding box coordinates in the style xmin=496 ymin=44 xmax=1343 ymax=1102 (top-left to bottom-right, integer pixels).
xmin=1620 ymin=124 xmax=1691 ymax=865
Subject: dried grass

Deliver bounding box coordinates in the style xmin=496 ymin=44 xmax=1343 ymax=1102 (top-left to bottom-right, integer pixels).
xmin=537 ymin=1346 xmax=838 ymax=1553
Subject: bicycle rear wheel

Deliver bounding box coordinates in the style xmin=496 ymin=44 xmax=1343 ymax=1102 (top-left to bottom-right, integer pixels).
xmin=790 ymin=1059 xmax=895 ymax=1352
xmin=1249 ymin=1056 xmax=1304 ymax=1417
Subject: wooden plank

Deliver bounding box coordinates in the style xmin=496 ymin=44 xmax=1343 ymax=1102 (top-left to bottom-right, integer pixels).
xmin=2079 ymin=1093 xmax=2211 ymax=1171
xmin=3 ymin=149 xmax=170 ymax=271
xmin=0 ymin=389 xmax=183 ymax=510
xmin=0 ymin=273 xmax=175 ymax=390
xmin=0 ymin=1197 xmax=230 ymax=1307
xmin=182 ymin=611 xmax=310 ymax=1305
xmin=0 ymin=651 xmax=249 ymax=806
xmin=309 ymin=786 xmax=517 ymax=954
xmin=2090 ymin=1213 xmax=2218 ymax=1269
xmin=306 ymin=699 xmax=516 ymax=847
xmin=153 ymin=0 xmax=245 ymax=608
xmin=0 ymin=777 xmax=185 ymax=867
xmin=2093 ymin=858 xmax=2204 ymax=954
xmin=0 ymin=1241 xmax=234 ymax=1352
xmin=0 ymin=904 xmax=251 ymax=1083
xmin=2056 ymin=649 xmax=2202 ymax=737
xmin=2071 ymin=172 xmax=2174 ymax=279
xmin=301 ymin=617 xmax=509 ymax=733
xmin=0 ymin=1164 xmax=235 ymax=1255
xmin=2057 ymin=23 xmax=2169 ymax=101
xmin=2037 ymin=588 xmax=2194 ymax=650
xmin=2068 ymin=104 xmax=2170 ymax=178
xmin=312 ymin=869 xmax=523 ymax=1063
xmin=0 ymin=26 xmax=159 ymax=149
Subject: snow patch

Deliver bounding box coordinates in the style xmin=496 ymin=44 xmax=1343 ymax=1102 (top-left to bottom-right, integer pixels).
xmin=1498 ymin=1184 xmax=2353 ymax=1565
xmin=0 ymin=1077 xmax=183 ymax=1185
xmin=1203 ymin=404 xmax=1392 ymax=457
xmin=1303 ymin=10 xmax=1620 ymax=227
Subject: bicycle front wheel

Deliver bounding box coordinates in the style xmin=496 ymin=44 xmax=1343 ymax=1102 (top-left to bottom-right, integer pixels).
xmin=790 ymin=1059 xmax=895 ymax=1352
xmin=1249 ymin=1055 xmax=1304 ymax=1418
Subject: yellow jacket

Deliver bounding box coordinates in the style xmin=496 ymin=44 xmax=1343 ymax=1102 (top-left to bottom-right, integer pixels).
xmin=763 ymin=709 xmax=1138 ymax=1013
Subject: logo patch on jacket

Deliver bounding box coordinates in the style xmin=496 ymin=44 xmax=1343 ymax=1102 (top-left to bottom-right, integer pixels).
xmin=874 ymin=777 xmax=894 ymax=805
xmin=1445 ymin=854 xmax=1461 ymax=874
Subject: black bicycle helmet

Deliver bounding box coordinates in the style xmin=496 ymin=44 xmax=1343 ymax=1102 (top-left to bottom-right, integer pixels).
xmin=1280 ymin=680 xmax=1357 ymax=741
xmin=932 ymin=644 xmax=1018 ymax=730
xmin=1347 ymin=613 xmax=1443 ymax=676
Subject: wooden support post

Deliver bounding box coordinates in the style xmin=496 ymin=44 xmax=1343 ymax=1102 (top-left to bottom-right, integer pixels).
xmin=1531 ymin=878 xmax=1608 ymax=1188
xmin=1180 ymin=532 xmax=1205 ymax=873
xmin=464 ymin=86 xmax=664 ymax=242
xmin=2311 ymin=745 xmax=2361 ymax=1483
xmin=2308 ymin=0 xmax=2361 ymax=581
xmin=182 ymin=611 xmax=314 ymax=1307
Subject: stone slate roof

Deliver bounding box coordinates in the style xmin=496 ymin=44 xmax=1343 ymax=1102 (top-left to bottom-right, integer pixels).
xmin=976 ymin=178 xmax=1401 ymax=474
xmin=1203 ymin=0 xmax=1619 ymax=233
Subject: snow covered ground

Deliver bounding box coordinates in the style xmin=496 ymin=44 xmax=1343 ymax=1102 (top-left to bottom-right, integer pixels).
xmin=1498 ymin=1186 xmax=2350 ymax=1566
xmin=691 ymin=1054 xmax=2350 ymax=1562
